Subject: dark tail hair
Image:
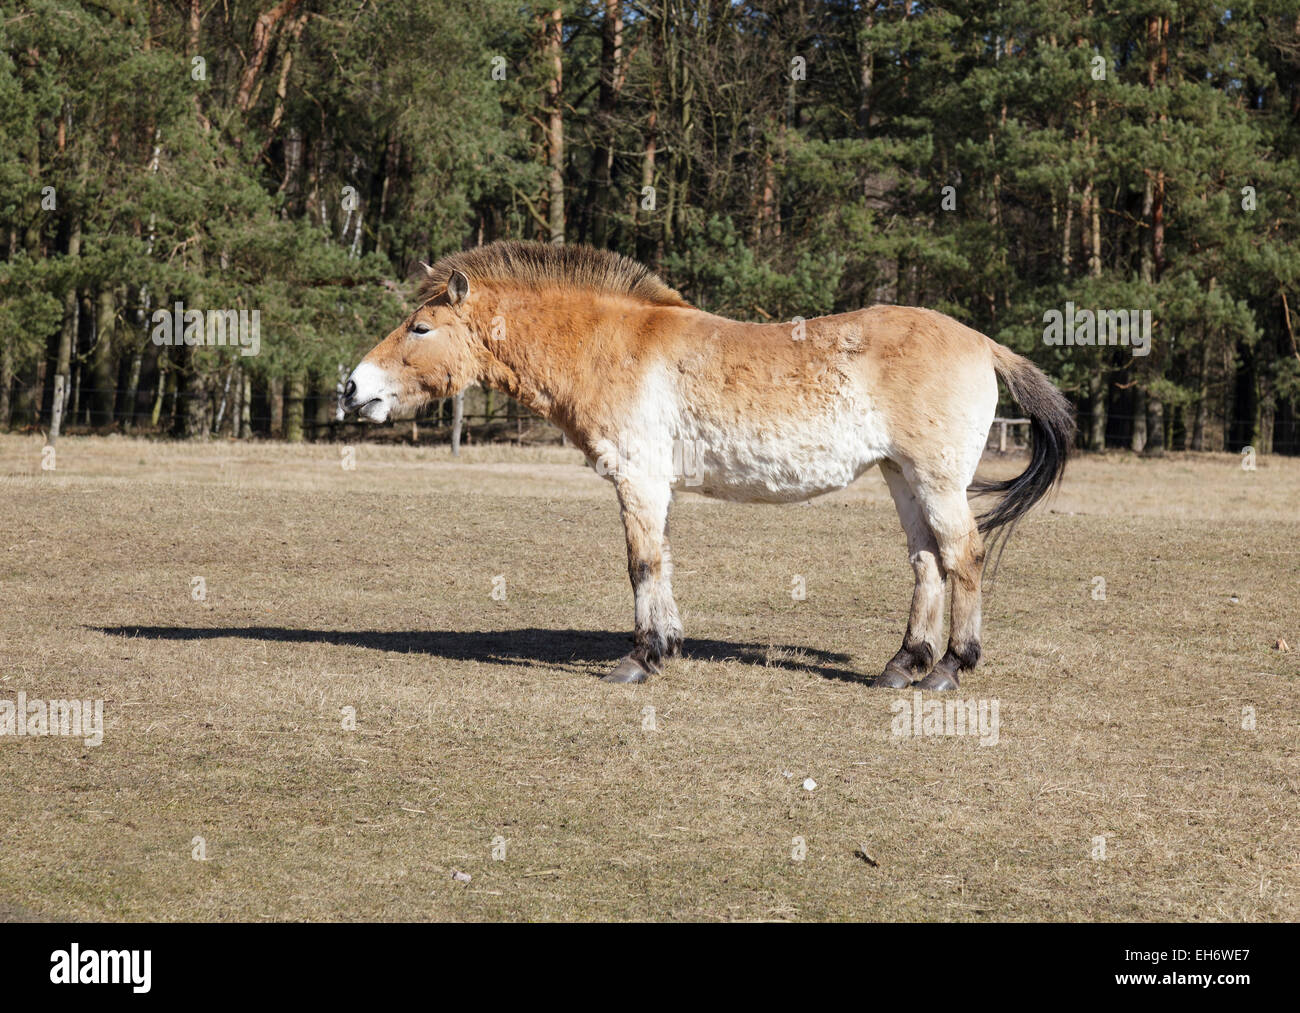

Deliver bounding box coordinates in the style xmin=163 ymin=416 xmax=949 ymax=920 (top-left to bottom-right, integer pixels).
xmin=970 ymin=344 xmax=1076 ymax=570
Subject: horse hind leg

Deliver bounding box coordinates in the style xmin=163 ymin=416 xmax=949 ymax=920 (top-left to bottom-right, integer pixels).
xmin=871 ymin=461 xmax=946 ymax=689
xmin=915 ymin=486 xmax=985 ymax=692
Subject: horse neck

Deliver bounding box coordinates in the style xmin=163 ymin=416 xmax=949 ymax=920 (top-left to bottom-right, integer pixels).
xmin=470 ymin=285 xmax=659 ymax=434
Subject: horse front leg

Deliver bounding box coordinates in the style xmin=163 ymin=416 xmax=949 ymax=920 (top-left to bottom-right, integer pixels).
xmin=605 ymin=475 xmax=683 ymax=683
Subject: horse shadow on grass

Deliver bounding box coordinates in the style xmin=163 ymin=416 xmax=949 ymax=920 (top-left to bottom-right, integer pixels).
xmin=91 ymin=625 xmax=867 ymax=683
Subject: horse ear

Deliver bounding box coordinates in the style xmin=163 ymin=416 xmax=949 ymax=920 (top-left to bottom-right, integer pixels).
xmin=446 ymin=268 xmax=470 ymax=306
xmin=419 ymin=261 xmax=435 ymax=277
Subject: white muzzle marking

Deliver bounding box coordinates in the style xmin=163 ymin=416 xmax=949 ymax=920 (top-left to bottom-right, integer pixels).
xmin=345 ymin=361 xmax=396 ymax=423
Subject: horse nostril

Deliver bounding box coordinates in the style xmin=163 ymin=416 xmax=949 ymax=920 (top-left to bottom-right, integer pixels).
xmin=343 ymin=379 xmax=357 ymax=400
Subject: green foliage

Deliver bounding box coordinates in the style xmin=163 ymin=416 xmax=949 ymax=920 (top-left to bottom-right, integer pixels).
xmin=0 ymin=0 xmax=1297 ymax=450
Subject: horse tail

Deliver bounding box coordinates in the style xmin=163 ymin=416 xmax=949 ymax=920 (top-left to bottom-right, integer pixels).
xmin=970 ymin=343 xmax=1076 ymax=564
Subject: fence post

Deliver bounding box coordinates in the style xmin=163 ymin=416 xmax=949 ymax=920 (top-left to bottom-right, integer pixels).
xmin=49 ymin=374 xmax=66 ymax=444
xmin=450 ymin=390 xmax=464 ymax=456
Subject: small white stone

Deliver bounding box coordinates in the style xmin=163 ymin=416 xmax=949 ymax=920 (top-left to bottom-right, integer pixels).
xmin=802 ymin=778 xmax=817 ymax=792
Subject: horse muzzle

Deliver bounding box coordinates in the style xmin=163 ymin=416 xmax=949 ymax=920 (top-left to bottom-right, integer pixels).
xmin=339 ymin=363 xmax=396 ymax=423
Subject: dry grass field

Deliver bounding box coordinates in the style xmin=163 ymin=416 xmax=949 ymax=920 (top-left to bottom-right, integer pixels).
xmin=0 ymin=432 xmax=1296 ymax=922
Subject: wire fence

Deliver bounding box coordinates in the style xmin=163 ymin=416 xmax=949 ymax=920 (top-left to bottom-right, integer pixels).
xmin=6 ymin=385 xmax=1299 ymax=455
xmin=2 ymin=384 xmax=561 ymax=444
xmin=987 ymin=411 xmax=1299 ymax=455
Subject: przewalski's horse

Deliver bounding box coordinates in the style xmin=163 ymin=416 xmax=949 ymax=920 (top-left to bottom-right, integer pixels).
xmin=341 ymin=242 xmax=1074 ymax=690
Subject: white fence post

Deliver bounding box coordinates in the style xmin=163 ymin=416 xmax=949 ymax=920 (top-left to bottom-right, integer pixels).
xmin=992 ymin=417 xmax=1029 ymax=452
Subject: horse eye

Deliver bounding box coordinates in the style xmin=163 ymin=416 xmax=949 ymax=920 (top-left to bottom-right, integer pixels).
xmin=412 ymin=322 xmax=433 ymax=336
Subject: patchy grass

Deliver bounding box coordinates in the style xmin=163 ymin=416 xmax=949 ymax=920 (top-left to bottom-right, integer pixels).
xmin=0 ymin=433 xmax=1296 ymax=921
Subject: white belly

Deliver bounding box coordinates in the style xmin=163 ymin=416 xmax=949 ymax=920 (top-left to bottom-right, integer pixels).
xmin=671 ymin=408 xmax=887 ymax=502
xmin=589 ymin=367 xmax=890 ymax=503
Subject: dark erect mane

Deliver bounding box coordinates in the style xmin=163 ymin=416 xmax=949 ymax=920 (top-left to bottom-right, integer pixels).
xmin=415 ymin=241 xmax=689 ymax=308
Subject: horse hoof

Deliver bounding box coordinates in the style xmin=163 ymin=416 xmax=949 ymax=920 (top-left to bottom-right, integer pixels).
xmin=603 ymin=655 xmax=650 ymax=684
xmin=916 ymin=670 xmax=960 ymax=691
xmin=869 ymin=666 xmax=913 ymax=689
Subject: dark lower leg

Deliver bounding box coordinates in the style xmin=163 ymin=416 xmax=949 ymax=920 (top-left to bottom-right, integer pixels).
xmin=916 ymin=638 xmax=980 ymax=691
xmin=873 ymin=631 xmax=936 ymax=688
xmin=605 ymin=615 xmax=681 ymax=684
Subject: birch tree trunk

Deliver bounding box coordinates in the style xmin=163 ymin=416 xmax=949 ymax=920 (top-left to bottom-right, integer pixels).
xmin=450 ymin=390 xmax=464 ymax=456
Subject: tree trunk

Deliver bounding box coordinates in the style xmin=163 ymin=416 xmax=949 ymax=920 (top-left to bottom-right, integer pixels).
xmin=1258 ymin=396 xmax=1274 ymax=455
xmin=229 ymin=364 xmax=242 ymax=438
xmin=312 ymin=374 xmax=331 ymax=440
xmin=1130 ymin=388 xmax=1147 ymax=452
xmin=856 ymin=8 xmax=874 ymax=132
xmin=281 ymin=125 xmax=304 ymax=212
xmin=214 ymin=366 xmax=234 ymax=434
xmin=1080 ymin=85 xmax=1105 ymax=452
xmin=25 ymin=360 xmax=44 ymax=428
xmin=638 ymin=107 xmax=658 ymax=264
xmin=544 ymin=7 xmax=565 ymax=244
xmin=586 ymin=0 xmax=622 ymax=247
xmin=173 ymin=343 xmax=208 ymax=438
xmin=1140 ymin=13 xmax=1169 ymax=460
xmin=124 ymin=343 xmax=145 ymax=430
xmin=1145 ymin=396 xmax=1166 ymax=456
xmin=235 ymin=0 xmax=304 ymax=114
xmin=72 ymin=294 xmax=90 ymax=424
xmin=450 ymin=390 xmax=464 ymax=455
xmin=285 ymin=372 xmax=305 ymax=442
xmin=240 ymin=371 xmax=252 ymax=439
xmin=92 ymin=287 xmax=116 ymax=426
xmin=0 ymin=226 xmax=13 ymax=424
xmin=1088 ymin=372 xmax=1107 ymax=451
xmin=0 ymin=327 xmax=11 ymax=430
xmin=269 ymin=376 xmax=284 ymax=437
xmin=147 ymin=363 xmax=162 ymax=429
xmin=1191 ymin=337 xmax=1210 ymax=451
xmin=49 ymin=213 xmax=82 ymax=443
